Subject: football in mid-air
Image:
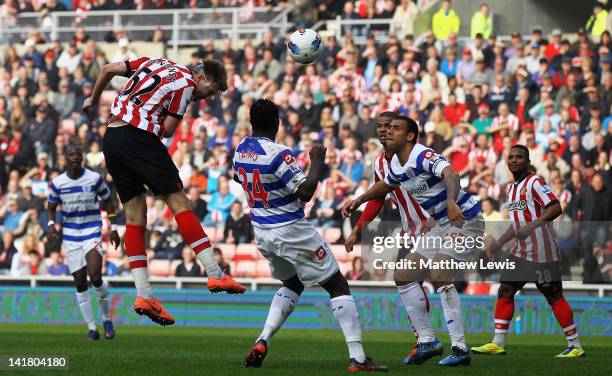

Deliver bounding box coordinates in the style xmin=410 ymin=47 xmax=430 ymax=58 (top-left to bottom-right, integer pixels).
xmin=287 ymin=29 xmax=323 ymax=65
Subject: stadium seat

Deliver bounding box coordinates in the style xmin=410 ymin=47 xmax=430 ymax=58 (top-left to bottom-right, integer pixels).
xmin=255 ymin=260 xmax=272 ymax=278
xmin=323 ymin=228 xmax=342 ymax=244
xmin=100 ymin=90 xmax=117 ymax=106
xmin=149 ymin=260 xmax=170 ymax=277
xmin=465 ymin=282 xmax=491 ymax=295
xmin=331 ymin=245 xmax=350 ymax=262
xmin=234 ymin=260 xmax=257 ymax=278
xmin=234 ymin=243 xmax=260 ymax=259
xmin=215 ymin=243 xmax=236 ymax=260
xmin=204 ymin=226 xmax=223 ymax=242
xmin=338 ymin=261 xmax=352 ymax=276
xmin=169 ymin=260 xmax=182 ymax=275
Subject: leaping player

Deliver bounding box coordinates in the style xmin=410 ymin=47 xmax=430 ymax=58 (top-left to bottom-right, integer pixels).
xmin=471 ymin=145 xmax=585 ymax=358
xmin=236 ymin=99 xmax=387 ymax=372
xmin=47 ymin=143 xmax=120 ymax=341
xmin=343 ymin=116 xmax=484 ymax=366
xmin=83 ymin=57 xmax=245 ymax=326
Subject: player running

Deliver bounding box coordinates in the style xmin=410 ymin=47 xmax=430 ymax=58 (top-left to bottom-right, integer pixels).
xmin=343 ymin=115 xmax=484 ymax=367
xmin=83 ymin=57 xmax=245 ymax=326
xmin=47 ymin=143 xmax=120 ymax=341
xmin=471 ymin=145 xmax=585 ymax=358
xmin=237 ymin=99 xmax=387 ymax=372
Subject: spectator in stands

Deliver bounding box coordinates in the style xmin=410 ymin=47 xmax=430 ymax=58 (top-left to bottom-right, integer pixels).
xmin=188 ymin=185 xmax=208 ymax=220
xmin=345 ymin=256 xmax=371 ymax=281
xmin=309 ymin=187 xmax=342 ymax=229
xmin=392 ymin=0 xmax=419 ymax=40
xmin=585 ymin=1 xmax=609 ymax=38
xmin=102 ymin=254 xmax=118 ymax=277
xmin=253 ymin=48 xmax=282 ymax=82
xmin=0 ymin=231 xmax=17 ymax=273
xmin=50 ymin=79 xmax=76 ymax=120
xmin=175 ymin=245 xmax=202 ymax=277
xmin=432 ymin=0 xmax=460 ymax=41
xmin=47 ymin=249 xmax=69 ymax=276
xmin=23 ymin=105 xmax=56 ymax=155
xmin=204 ymin=176 xmax=235 ymax=226
xmin=56 ymin=42 xmax=82 ymax=75
xmin=223 ymin=201 xmax=253 ymax=245
xmin=0 ymin=195 xmax=23 ymax=232
xmin=154 ymin=221 xmax=184 ymax=260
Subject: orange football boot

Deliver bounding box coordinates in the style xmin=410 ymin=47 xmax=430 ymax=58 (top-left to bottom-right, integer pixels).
xmin=133 ymin=296 xmax=175 ymax=326
xmin=207 ymin=274 xmax=247 ymax=294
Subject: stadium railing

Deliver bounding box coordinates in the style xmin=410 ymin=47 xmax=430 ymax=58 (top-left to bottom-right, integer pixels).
xmin=1 ymin=275 xmax=610 ymax=297
xmin=0 ymin=7 xmax=294 ymax=59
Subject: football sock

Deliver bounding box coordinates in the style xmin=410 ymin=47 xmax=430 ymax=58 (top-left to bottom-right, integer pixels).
xmin=125 ymin=224 xmax=154 ymax=299
xmin=258 ymin=287 xmax=299 ymax=343
xmin=551 ymin=297 xmax=582 ymax=349
xmin=76 ymin=290 xmax=96 ymax=331
xmin=175 ymin=210 xmax=223 ymax=279
xmin=94 ymin=281 xmax=111 ymax=321
xmin=330 ymin=295 xmax=366 ymax=363
xmin=492 ymin=297 xmax=514 ymax=347
xmin=397 ymin=282 xmax=435 ymax=343
xmin=437 ymin=284 xmax=467 ymax=351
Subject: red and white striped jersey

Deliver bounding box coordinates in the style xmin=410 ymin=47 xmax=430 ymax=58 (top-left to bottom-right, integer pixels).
xmin=506 ymin=173 xmax=560 ymax=263
xmin=373 ymin=153 xmax=429 ymax=235
xmin=110 ymin=57 xmax=195 ymax=138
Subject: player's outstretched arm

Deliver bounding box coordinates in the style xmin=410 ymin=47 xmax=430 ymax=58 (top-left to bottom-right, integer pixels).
xmin=101 ymin=196 xmax=121 ymax=250
xmin=345 ymin=198 xmax=384 ymax=252
xmin=296 ymin=144 xmax=326 ymax=202
xmin=341 ymin=180 xmax=393 ymax=218
xmin=82 ymin=62 xmax=129 ymax=112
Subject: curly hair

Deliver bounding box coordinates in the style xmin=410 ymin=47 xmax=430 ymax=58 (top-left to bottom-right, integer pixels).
xmin=249 ymin=98 xmax=279 ymax=133
xmin=201 ymin=59 xmax=228 ymax=92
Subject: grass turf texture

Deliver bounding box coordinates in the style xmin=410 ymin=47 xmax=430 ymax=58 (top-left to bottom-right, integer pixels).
xmin=0 ymin=324 xmax=608 ymax=375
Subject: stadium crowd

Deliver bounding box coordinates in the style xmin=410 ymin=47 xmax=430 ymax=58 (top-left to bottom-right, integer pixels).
xmin=0 ymin=0 xmax=611 ymax=283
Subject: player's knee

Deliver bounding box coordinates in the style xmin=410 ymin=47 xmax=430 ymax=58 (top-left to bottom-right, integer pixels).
xmin=498 ymin=283 xmax=517 ymax=299
xmin=282 ymin=276 xmax=305 ymax=296
xmin=88 ymin=272 xmax=103 ymax=288
xmin=539 ymin=285 xmax=563 ymax=305
xmin=75 ymin=281 xmax=88 ymax=292
xmin=321 ymin=271 xmax=350 ymax=298
xmin=393 ymin=269 xmax=415 ymax=286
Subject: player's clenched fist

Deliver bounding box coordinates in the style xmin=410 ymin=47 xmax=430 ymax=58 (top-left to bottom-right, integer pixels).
xmin=341 ymin=198 xmax=361 ymax=218
xmin=82 ymin=97 xmax=95 ymax=113
xmin=309 ymin=143 xmax=326 ymax=162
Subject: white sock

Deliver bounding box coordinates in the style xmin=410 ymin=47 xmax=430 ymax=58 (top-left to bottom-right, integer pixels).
xmin=397 ymin=282 xmax=435 ymax=343
xmin=258 ymin=287 xmax=299 ymax=342
xmin=568 ymin=337 xmax=582 ymax=349
xmin=492 ymin=332 xmax=507 ymax=347
xmin=76 ymin=290 xmax=96 ymax=331
xmin=132 ymin=267 xmax=154 ymax=299
xmin=563 ymin=325 xmax=582 ymax=349
xmin=94 ymin=281 xmax=111 ymax=321
xmin=331 ymin=295 xmax=366 ymax=363
xmin=197 ymin=249 xmax=224 ymax=279
xmin=437 ymin=284 xmax=467 ymax=351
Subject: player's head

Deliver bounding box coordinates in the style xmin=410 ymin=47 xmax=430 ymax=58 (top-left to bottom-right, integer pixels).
xmin=191 ymin=59 xmax=228 ymax=100
xmin=508 ymin=144 xmax=530 ymax=175
xmin=65 ymin=143 xmax=84 ymax=170
xmin=386 ymin=115 xmax=419 ymax=152
xmin=250 ymin=98 xmax=279 ymax=138
xmin=375 ymin=111 xmax=396 ymax=148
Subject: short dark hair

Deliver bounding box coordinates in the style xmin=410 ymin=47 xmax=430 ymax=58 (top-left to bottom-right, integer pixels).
xmin=511 ymin=144 xmax=530 ymax=158
xmin=396 ymin=115 xmax=419 ymax=141
xmin=201 ymin=59 xmax=228 ymax=92
xmin=65 ymin=143 xmax=83 ymax=154
xmin=250 ymin=98 xmax=279 ymax=132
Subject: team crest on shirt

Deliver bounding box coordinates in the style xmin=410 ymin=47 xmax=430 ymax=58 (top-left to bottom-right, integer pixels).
xmin=507 ymin=200 xmax=527 ymax=211
xmin=541 ymin=184 xmax=552 ymax=194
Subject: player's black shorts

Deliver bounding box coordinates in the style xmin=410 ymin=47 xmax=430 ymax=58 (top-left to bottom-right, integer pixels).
xmin=500 ymin=254 xmax=563 ymax=295
xmin=102 ymin=125 xmax=183 ymax=203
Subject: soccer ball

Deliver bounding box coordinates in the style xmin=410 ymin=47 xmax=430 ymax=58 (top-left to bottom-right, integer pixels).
xmin=287 ymin=29 xmax=323 ymax=65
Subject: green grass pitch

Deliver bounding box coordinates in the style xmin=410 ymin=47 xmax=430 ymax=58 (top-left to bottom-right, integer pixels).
xmin=0 ymin=324 xmax=608 ymax=375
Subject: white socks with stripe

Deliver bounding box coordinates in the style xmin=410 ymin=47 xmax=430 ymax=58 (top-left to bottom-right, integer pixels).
xmin=196 ymin=248 xmax=223 ymax=279
xmin=437 ymin=284 xmax=467 ymax=351
xmin=398 ymin=282 xmax=435 ymax=343
xmin=76 ymin=291 xmax=96 ymax=331
xmin=94 ymin=281 xmax=111 ymax=321
xmin=258 ymin=287 xmax=299 ymax=343
xmin=132 ymin=267 xmax=154 ymax=299
xmin=331 ymin=295 xmax=366 ymax=363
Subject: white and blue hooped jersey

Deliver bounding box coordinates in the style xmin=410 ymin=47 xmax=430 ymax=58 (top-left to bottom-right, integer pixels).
xmin=384 ymin=143 xmax=481 ymax=221
xmin=232 ymin=136 xmax=307 ymax=229
xmin=48 ymin=169 xmax=111 ymax=243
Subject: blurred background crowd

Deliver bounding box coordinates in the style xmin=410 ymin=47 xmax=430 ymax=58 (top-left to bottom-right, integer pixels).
xmin=0 ymin=0 xmax=610 ymax=283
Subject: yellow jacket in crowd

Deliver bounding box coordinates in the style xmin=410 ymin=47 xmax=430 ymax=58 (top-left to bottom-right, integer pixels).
xmin=586 ymin=8 xmax=608 ymax=36
xmin=471 ymin=10 xmax=493 ymax=38
xmin=432 ymin=8 xmax=460 ymax=40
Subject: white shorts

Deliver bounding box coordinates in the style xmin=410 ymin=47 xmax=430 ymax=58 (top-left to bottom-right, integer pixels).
xmin=254 ymin=218 xmax=339 ymax=287
xmin=413 ymin=214 xmax=485 ymax=262
xmin=63 ymin=237 xmax=104 ymax=273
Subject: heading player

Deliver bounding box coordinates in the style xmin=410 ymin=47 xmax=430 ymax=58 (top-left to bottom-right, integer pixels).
xmin=235 ymin=99 xmax=387 ymax=372
xmin=471 ymin=145 xmax=585 ymax=358
xmin=343 ymin=115 xmax=484 ymax=366
xmin=47 ymin=143 xmax=120 ymax=340
xmin=83 ymin=57 xmax=245 ymax=326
